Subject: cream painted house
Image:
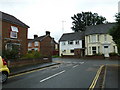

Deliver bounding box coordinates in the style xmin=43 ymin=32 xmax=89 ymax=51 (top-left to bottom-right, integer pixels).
xmin=85 ymin=23 xmax=118 ymax=57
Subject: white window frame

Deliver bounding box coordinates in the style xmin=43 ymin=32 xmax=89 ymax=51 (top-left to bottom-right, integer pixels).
xmin=104 ymin=34 xmax=107 ymax=41
xmin=75 ymin=40 xmax=79 ymax=45
xmin=62 ymin=42 xmax=66 ymax=45
xmin=92 ymin=47 xmax=96 ymax=54
xmin=10 ymin=31 xmax=18 ymax=38
xmin=68 ymin=41 xmax=73 ymax=45
xmin=91 ymin=35 xmax=96 ymax=42
xmin=28 ymin=43 xmax=32 ymax=47
xmin=10 ymin=26 xmax=18 ymax=38
xmin=34 ymin=41 xmax=39 ymax=46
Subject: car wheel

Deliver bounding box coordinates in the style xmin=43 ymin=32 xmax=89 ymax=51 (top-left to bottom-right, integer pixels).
xmin=2 ymin=72 xmax=8 ymax=83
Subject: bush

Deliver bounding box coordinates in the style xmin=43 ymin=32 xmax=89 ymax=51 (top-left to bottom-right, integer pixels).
xmin=22 ymin=51 xmax=42 ymax=59
xmin=109 ymin=52 xmax=118 ymax=56
xmin=2 ymin=49 xmax=19 ymax=59
xmin=93 ymin=53 xmax=104 ymax=56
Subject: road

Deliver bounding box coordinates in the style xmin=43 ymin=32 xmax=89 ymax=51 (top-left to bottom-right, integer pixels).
xmin=3 ymin=58 xmax=119 ymax=88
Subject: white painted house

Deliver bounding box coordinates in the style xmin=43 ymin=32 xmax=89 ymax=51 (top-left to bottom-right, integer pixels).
xmin=59 ymin=32 xmax=85 ymax=57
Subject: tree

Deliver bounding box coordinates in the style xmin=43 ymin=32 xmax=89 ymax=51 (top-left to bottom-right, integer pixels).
xmin=109 ymin=13 xmax=120 ymax=54
xmin=71 ymin=12 xmax=106 ymax=32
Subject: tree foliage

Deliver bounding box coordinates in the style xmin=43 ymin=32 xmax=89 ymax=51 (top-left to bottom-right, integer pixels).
xmin=109 ymin=13 xmax=120 ymax=54
xmin=71 ymin=12 xmax=107 ymax=32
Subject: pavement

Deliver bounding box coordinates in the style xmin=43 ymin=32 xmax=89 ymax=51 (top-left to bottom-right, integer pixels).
xmin=9 ymin=62 xmax=60 ymax=76
xmin=104 ymin=65 xmax=120 ymax=89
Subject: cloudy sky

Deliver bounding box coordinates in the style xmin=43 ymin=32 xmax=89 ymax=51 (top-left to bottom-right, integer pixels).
xmin=0 ymin=0 xmax=119 ymax=42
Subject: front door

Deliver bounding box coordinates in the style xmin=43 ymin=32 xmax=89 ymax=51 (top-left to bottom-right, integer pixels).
xmin=104 ymin=46 xmax=109 ymax=57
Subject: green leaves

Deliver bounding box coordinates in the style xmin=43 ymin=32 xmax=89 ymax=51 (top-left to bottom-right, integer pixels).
xmin=71 ymin=11 xmax=106 ymax=32
xmin=109 ymin=13 xmax=120 ymax=54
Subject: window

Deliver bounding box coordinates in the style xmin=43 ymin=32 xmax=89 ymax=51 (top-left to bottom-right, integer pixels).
xmin=89 ymin=47 xmax=91 ymax=54
xmin=68 ymin=41 xmax=73 ymax=45
xmin=5 ymin=43 xmax=12 ymax=51
xmin=70 ymin=50 xmax=74 ymax=53
xmin=91 ymin=35 xmax=96 ymax=42
xmin=10 ymin=31 xmax=17 ymax=38
xmin=34 ymin=41 xmax=39 ymax=46
xmin=98 ymin=46 xmax=100 ymax=53
xmin=92 ymin=47 xmax=96 ymax=54
xmin=104 ymin=35 xmax=107 ymax=41
xmin=97 ymin=35 xmax=100 ymax=42
xmin=62 ymin=42 xmax=66 ymax=45
xmin=10 ymin=26 xmax=18 ymax=38
xmin=75 ymin=40 xmax=79 ymax=45
xmin=28 ymin=43 xmax=32 ymax=47
xmin=62 ymin=50 xmax=66 ymax=53
xmin=34 ymin=48 xmax=38 ymax=51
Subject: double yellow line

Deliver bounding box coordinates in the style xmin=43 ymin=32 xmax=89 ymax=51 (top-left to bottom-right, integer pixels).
xmin=89 ymin=65 xmax=104 ymax=90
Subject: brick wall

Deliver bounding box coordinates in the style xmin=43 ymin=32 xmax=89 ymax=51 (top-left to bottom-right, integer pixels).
xmin=40 ymin=36 xmax=52 ymax=56
xmin=2 ymin=21 xmax=28 ymax=55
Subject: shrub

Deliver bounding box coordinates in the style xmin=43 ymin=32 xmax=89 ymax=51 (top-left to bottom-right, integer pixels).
xmin=22 ymin=51 xmax=42 ymax=59
xmin=2 ymin=49 xmax=19 ymax=59
xmin=109 ymin=52 xmax=118 ymax=56
xmin=93 ymin=53 xmax=104 ymax=56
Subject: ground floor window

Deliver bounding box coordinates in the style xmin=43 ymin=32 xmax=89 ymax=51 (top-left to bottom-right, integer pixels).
xmin=70 ymin=50 xmax=74 ymax=53
xmin=92 ymin=47 xmax=96 ymax=54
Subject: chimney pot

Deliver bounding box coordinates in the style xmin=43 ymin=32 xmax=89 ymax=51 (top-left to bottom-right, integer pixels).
xmin=46 ymin=31 xmax=50 ymax=35
xmin=34 ymin=35 xmax=38 ymax=39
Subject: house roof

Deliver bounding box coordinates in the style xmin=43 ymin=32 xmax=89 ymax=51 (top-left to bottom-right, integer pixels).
xmin=0 ymin=11 xmax=29 ymax=28
xmin=28 ymin=35 xmax=47 ymax=43
xmin=59 ymin=32 xmax=85 ymax=42
xmin=85 ymin=23 xmax=115 ymax=35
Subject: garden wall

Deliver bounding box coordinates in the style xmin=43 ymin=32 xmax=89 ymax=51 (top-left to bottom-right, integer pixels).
xmin=7 ymin=57 xmax=52 ymax=68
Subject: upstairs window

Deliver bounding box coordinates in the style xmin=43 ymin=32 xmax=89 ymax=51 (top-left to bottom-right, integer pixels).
xmin=68 ymin=41 xmax=73 ymax=45
xmin=62 ymin=42 xmax=66 ymax=45
xmin=91 ymin=35 xmax=96 ymax=42
xmin=28 ymin=43 xmax=32 ymax=47
xmin=104 ymin=34 xmax=107 ymax=41
xmin=34 ymin=41 xmax=39 ymax=46
xmin=10 ymin=26 xmax=18 ymax=38
xmin=75 ymin=40 xmax=79 ymax=45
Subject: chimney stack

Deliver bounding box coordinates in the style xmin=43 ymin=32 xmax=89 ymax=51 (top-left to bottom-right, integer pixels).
xmin=34 ymin=35 xmax=38 ymax=39
xmin=46 ymin=31 xmax=50 ymax=36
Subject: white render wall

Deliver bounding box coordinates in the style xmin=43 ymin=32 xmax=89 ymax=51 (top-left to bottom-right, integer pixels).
xmin=59 ymin=40 xmax=82 ymax=56
xmin=85 ymin=34 xmax=118 ymax=56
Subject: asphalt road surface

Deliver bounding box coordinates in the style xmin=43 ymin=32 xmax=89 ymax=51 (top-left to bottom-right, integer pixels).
xmin=3 ymin=58 xmax=119 ymax=88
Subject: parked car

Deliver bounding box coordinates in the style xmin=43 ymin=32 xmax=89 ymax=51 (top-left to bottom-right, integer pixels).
xmin=0 ymin=56 xmax=10 ymax=83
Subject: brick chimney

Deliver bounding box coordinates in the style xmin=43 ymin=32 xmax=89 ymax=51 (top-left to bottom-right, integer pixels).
xmin=46 ymin=31 xmax=50 ymax=36
xmin=34 ymin=35 xmax=38 ymax=39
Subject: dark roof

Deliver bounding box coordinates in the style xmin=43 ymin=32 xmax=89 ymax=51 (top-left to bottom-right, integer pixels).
xmin=0 ymin=11 xmax=29 ymax=28
xmin=59 ymin=32 xmax=85 ymax=42
xmin=28 ymin=35 xmax=47 ymax=43
xmin=85 ymin=23 xmax=115 ymax=35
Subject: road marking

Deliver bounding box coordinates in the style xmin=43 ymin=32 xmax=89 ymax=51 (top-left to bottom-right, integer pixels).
xmin=8 ymin=65 xmax=59 ymax=79
xmin=40 ymin=70 xmax=65 ymax=83
xmin=89 ymin=65 xmax=104 ymax=90
xmin=72 ymin=65 xmax=79 ymax=68
xmin=80 ymin=62 xmax=84 ymax=64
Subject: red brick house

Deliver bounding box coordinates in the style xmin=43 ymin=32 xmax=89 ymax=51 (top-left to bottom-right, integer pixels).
xmin=0 ymin=11 xmax=29 ymax=56
xmin=28 ymin=31 xmax=58 ymax=56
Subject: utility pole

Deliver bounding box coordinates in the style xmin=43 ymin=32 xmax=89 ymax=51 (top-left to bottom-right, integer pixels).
xmin=118 ymin=1 xmax=120 ymax=13
xmin=62 ymin=20 xmax=66 ymax=33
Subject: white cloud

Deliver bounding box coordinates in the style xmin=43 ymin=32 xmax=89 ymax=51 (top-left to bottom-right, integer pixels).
xmin=0 ymin=0 xmax=119 ymax=42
